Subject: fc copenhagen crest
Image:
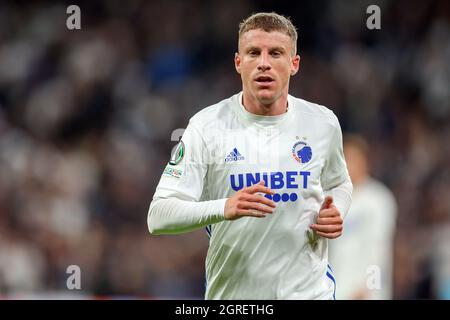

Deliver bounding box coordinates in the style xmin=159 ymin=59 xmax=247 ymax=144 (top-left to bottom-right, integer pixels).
xmin=292 ymin=140 xmax=312 ymax=164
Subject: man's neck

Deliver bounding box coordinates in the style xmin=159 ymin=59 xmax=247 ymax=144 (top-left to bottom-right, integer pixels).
xmin=352 ymin=174 xmax=369 ymax=187
xmin=242 ymin=92 xmax=288 ymax=116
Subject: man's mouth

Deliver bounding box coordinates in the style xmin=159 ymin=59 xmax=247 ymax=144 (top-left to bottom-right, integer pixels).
xmin=255 ymin=75 xmax=274 ymax=85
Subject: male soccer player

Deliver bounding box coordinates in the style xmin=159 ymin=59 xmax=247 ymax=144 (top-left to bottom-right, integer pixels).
xmin=148 ymin=12 xmax=353 ymax=299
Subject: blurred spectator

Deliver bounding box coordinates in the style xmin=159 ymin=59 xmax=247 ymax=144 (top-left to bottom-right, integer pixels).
xmin=329 ymin=135 xmax=397 ymax=299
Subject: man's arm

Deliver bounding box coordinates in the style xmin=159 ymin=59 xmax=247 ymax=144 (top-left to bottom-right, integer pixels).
xmin=148 ymin=197 xmax=227 ymax=235
xmin=147 ymin=120 xmax=214 ymax=235
xmin=310 ymin=178 xmax=353 ymax=239
xmin=147 ymin=118 xmax=276 ymax=235
xmin=148 ymin=181 xmax=276 ymax=235
xmin=324 ymin=177 xmax=353 ymax=219
xmin=312 ymin=112 xmax=353 ymax=239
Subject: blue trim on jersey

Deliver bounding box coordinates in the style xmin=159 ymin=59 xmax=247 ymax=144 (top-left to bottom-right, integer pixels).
xmin=205 ymin=225 xmax=211 ymax=238
xmin=327 ymin=263 xmax=333 ymax=272
xmin=326 ymin=270 xmax=336 ymax=300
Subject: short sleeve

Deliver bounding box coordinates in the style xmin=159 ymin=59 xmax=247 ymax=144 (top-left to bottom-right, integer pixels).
xmin=152 ymin=121 xmax=208 ymax=201
xmin=321 ymin=115 xmax=350 ymax=190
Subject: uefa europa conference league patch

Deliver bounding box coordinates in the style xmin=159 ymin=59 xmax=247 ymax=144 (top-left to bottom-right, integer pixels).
xmin=169 ymin=140 xmax=185 ymax=165
xmin=163 ymin=165 xmax=183 ymax=178
xmin=163 ymin=140 xmax=185 ymax=179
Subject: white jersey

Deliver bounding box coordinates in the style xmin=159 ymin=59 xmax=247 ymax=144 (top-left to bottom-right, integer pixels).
xmin=329 ymin=178 xmax=397 ymax=299
xmin=152 ymin=92 xmax=350 ymax=299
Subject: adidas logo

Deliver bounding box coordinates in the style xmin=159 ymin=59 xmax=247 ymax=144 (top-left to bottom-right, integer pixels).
xmin=225 ymin=148 xmax=245 ymax=162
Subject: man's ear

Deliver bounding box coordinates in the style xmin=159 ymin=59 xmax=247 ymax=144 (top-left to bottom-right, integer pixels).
xmin=290 ymin=54 xmax=301 ymax=76
xmin=235 ymin=52 xmax=241 ymax=74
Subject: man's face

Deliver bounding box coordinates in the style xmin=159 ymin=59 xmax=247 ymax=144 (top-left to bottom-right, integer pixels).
xmin=235 ymin=29 xmax=300 ymax=106
xmin=344 ymin=144 xmax=368 ymax=186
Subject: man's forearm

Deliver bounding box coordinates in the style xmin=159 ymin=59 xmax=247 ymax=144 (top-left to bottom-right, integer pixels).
xmin=324 ymin=178 xmax=353 ymax=219
xmin=147 ymin=197 xmax=227 ymax=235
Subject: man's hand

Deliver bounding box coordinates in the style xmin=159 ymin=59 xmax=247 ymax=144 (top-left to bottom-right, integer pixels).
xmin=309 ymin=196 xmax=343 ymax=239
xmin=224 ymin=180 xmax=276 ymax=220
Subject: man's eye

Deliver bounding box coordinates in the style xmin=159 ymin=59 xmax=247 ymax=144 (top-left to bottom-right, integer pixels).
xmin=271 ymin=51 xmax=281 ymax=57
xmin=249 ymin=51 xmax=259 ymax=56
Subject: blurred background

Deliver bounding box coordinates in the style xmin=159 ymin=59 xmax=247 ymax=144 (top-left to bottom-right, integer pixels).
xmin=0 ymin=0 xmax=448 ymax=299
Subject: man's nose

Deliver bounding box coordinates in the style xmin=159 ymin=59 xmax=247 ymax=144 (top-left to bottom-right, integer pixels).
xmin=257 ymin=52 xmax=271 ymax=71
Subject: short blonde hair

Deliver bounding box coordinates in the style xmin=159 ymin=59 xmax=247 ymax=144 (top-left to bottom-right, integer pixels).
xmin=238 ymin=12 xmax=298 ymax=55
